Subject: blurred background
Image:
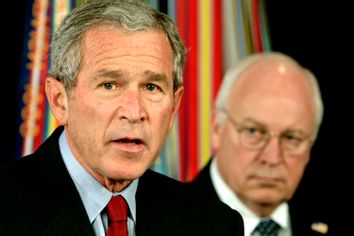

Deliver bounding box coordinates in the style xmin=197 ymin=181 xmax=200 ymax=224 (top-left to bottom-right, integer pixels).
xmin=1 ymin=0 xmax=352 ymax=223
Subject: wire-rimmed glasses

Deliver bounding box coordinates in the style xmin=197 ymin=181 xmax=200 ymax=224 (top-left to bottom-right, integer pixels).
xmin=221 ymin=108 xmax=314 ymax=156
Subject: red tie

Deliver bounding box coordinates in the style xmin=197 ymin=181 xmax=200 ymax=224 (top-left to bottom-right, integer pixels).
xmin=107 ymin=195 xmax=129 ymax=236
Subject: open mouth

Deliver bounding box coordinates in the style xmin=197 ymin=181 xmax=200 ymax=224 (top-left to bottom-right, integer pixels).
xmin=116 ymin=138 xmax=144 ymax=145
xmin=112 ymin=137 xmax=146 ymax=153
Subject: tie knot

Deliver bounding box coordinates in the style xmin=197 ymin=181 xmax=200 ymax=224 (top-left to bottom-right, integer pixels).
xmin=107 ymin=195 xmax=128 ymax=222
xmin=253 ymin=219 xmax=280 ymax=236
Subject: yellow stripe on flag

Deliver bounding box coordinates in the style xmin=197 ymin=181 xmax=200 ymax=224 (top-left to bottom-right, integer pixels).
xmin=199 ymin=0 xmax=212 ymax=167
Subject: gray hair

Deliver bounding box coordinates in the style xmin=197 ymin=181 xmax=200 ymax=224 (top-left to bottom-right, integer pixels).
xmin=49 ymin=0 xmax=186 ymax=95
xmin=215 ymin=52 xmax=324 ymax=138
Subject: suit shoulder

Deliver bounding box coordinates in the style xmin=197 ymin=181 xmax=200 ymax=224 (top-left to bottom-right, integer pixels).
xmin=136 ymin=170 xmax=244 ymax=235
xmin=139 ymin=169 xmax=183 ymax=188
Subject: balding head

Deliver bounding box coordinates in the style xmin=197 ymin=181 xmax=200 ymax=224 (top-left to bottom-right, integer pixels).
xmin=216 ymin=52 xmax=323 ymax=139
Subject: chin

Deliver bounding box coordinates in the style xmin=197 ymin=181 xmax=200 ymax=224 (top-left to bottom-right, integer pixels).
xmin=115 ymin=164 xmax=146 ymax=179
xmin=252 ymin=189 xmax=283 ymax=204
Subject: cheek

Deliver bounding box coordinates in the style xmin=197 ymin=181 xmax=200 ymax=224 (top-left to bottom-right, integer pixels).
xmin=217 ymin=127 xmax=248 ymax=162
xmin=69 ymin=99 xmax=93 ymax=121
xmin=286 ymin=160 xmax=309 ymax=192
xmin=217 ymin=133 xmax=250 ymax=177
xmin=152 ymin=106 xmax=173 ymax=132
xmin=67 ymin=97 xmax=110 ymax=135
xmin=152 ymin=97 xmax=175 ymax=119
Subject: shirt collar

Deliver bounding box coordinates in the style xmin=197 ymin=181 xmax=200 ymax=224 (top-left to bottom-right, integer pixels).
xmin=59 ymin=131 xmax=138 ymax=224
xmin=210 ymin=158 xmax=289 ymax=235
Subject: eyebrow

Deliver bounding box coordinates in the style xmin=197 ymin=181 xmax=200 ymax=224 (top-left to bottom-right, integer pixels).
xmin=95 ymin=69 xmax=123 ymax=79
xmin=91 ymin=69 xmax=172 ymax=90
xmin=239 ymin=117 xmax=265 ymax=127
xmin=94 ymin=69 xmax=169 ymax=83
xmin=144 ymin=71 xmax=171 ymax=89
xmin=241 ymin=117 xmax=308 ymax=134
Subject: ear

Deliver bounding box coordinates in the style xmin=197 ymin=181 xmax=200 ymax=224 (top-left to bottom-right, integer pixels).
xmin=45 ymin=77 xmax=69 ymax=125
xmin=211 ymin=108 xmax=221 ymax=152
xmin=169 ymin=86 xmax=184 ymax=128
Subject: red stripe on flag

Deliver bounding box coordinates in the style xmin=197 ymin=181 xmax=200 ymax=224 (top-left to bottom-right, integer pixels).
xmin=186 ymin=0 xmax=199 ymax=182
xmin=175 ymin=0 xmax=187 ymax=181
xmin=251 ymin=0 xmax=263 ymax=52
xmin=212 ymin=0 xmax=223 ymax=101
xmin=176 ymin=0 xmax=199 ymax=182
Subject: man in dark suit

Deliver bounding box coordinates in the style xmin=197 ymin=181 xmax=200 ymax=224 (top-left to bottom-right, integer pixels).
xmin=0 ymin=1 xmax=243 ymax=235
xmin=191 ymin=52 xmax=334 ymax=235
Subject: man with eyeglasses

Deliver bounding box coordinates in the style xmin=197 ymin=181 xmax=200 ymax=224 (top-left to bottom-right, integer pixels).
xmin=191 ymin=52 xmax=334 ymax=235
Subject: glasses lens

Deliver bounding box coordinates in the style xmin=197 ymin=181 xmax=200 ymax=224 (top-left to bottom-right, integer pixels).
xmin=280 ymin=133 xmax=309 ymax=155
xmin=240 ymin=127 xmax=266 ymax=148
xmin=222 ymin=108 xmax=311 ymax=156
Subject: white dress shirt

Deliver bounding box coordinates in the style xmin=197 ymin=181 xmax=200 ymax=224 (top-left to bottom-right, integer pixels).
xmin=59 ymin=131 xmax=137 ymax=236
xmin=210 ymin=158 xmax=292 ymax=236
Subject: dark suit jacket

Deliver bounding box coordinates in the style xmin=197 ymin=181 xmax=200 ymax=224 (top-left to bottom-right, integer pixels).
xmin=191 ymin=158 xmax=337 ymax=236
xmin=0 ymin=127 xmax=244 ymax=236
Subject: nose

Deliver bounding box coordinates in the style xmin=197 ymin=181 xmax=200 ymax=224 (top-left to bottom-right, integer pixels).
xmin=118 ymin=88 xmax=146 ymax=123
xmin=258 ymin=133 xmax=283 ymax=165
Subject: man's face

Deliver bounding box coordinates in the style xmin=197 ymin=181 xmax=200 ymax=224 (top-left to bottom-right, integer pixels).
xmin=62 ymin=26 xmax=182 ymax=188
xmin=213 ymin=60 xmax=315 ymax=215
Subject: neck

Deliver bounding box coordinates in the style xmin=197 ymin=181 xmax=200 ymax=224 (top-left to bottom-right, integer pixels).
xmin=103 ymin=178 xmax=132 ymax=192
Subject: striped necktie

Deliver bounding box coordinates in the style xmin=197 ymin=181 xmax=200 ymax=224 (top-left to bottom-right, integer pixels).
xmin=106 ymin=195 xmax=129 ymax=236
xmin=253 ymin=219 xmax=280 ymax=236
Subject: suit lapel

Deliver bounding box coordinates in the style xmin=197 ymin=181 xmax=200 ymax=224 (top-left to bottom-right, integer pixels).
xmin=32 ymin=126 xmax=95 ymax=235
xmin=289 ymin=201 xmax=330 ymax=235
xmin=191 ymin=158 xmax=219 ymax=200
xmin=135 ymin=170 xmax=189 ymax=236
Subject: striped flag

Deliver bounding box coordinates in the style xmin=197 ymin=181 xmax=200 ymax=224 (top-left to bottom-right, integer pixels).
xmin=162 ymin=0 xmax=272 ymax=181
xmin=17 ymin=0 xmax=80 ymax=159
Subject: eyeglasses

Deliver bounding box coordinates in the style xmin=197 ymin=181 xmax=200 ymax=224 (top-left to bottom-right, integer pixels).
xmin=221 ymin=109 xmax=314 ymax=156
